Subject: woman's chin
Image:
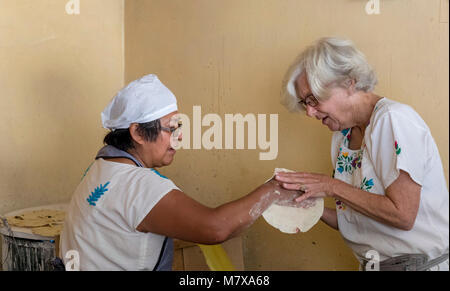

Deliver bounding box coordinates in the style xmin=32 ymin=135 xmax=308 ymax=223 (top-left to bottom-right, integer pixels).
xmin=323 ymin=119 xmax=340 ymax=131
xmin=330 ymin=125 xmax=341 ymax=131
xmin=163 ymin=155 xmax=175 ymax=166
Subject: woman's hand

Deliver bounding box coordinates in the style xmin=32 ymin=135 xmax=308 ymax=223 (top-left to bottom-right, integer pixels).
xmin=274 ymin=172 xmax=335 ymax=203
xmin=264 ymin=178 xmax=302 ymax=205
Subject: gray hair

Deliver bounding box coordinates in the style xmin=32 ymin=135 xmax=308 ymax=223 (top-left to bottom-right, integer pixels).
xmin=281 ymin=37 xmax=378 ymax=112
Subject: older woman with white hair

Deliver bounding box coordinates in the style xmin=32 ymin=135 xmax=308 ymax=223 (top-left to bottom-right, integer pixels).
xmin=276 ymin=37 xmax=449 ymax=271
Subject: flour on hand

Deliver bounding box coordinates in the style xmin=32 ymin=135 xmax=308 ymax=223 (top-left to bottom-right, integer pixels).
xmin=262 ymin=168 xmax=324 ymax=233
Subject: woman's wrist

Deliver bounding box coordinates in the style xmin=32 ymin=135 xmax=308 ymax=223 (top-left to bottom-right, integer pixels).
xmin=327 ymin=178 xmax=339 ymax=199
xmin=329 ymin=178 xmax=355 ymax=200
xmin=261 ymin=180 xmax=283 ymax=201
xmin=261 ymin=179 xmax=299 ymax=204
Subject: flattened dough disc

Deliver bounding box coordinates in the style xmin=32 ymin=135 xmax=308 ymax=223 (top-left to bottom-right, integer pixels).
xmin=262 ymin=199 xmax=324 ymax=233
xmin=262 ymin=168 xmax=324 ymax=233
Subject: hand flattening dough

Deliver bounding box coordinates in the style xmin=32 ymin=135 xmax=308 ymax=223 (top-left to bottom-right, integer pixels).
xmin=262 ymin=168 xmax=324 ymax=233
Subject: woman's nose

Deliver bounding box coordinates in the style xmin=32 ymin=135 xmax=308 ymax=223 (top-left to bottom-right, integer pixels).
xmin=305 ymin=105 xmax=317 ymax=118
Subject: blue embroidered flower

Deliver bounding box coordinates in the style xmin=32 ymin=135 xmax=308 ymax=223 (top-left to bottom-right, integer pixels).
xmin=360 ymin=177 xmax=374 ymax=191
xmin=86 ymin=182 xmax=110 ymax=206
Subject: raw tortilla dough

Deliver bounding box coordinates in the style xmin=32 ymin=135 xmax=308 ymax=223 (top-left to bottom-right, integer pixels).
xmin=262 ymin=168 xmax=324 ymax=233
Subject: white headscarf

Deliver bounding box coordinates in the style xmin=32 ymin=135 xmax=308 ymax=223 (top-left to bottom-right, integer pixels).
xmin=101 ymin=74 xmax=178 ymax=130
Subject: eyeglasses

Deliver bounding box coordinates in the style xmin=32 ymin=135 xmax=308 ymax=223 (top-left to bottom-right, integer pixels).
xmin=161 ymin=121 xmax=183 ymax=137
xmin=161 ymin=121 xmax=182 ymax=134
xmin=298 ymin=94 xmax=319 ymax=109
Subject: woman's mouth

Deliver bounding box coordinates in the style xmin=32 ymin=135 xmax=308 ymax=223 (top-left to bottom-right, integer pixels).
xmin=321 ymin=117 xmax=328 ymax=124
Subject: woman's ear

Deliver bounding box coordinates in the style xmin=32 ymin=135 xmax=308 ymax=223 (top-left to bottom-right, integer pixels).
xmin=129 ymin=123 xmax=145 ymax=145
xmin=344 ymin=78 xmax=356 ymax=93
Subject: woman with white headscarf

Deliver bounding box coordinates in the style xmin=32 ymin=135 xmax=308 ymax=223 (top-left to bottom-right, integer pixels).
xmin=60 ymin=74 xmax=299 ymax=271
xmin=276 ymin=37 xmax=449 ymax=271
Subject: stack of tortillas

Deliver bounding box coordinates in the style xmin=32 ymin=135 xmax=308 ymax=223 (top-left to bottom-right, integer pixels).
xmin=5 ymin=209 xmax=65 ymax=237
xmin=262 ymin=168 xmax=324 ymax=234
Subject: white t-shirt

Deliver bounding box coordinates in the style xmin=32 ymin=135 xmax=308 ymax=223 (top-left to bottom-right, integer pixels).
xmin=60 ymin=158 xmax=180 ymax=270
xmin=331 ymin=98 xmax=449 ymax=270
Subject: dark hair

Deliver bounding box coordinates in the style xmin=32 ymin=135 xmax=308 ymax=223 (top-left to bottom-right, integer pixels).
xmin=103 ymin=119 xmax=162 ymax=151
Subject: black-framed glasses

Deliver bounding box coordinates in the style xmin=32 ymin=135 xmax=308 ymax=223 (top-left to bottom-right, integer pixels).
xmin=298 ymin=94 xmax=319 ymax=109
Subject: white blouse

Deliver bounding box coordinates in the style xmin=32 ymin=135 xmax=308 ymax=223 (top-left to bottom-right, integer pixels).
xmin=331 ymin=98 xmax=449 ymax=270
xmin=60 ymin=159 xmax=179 ymax=270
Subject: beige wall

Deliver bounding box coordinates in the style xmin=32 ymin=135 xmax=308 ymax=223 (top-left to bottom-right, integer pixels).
xmin=0 ymin=0 xmax=124 ymax=214
xmin=1 ymin=0 xmax=448 ymax=271
xmin=125 ymin=0 xmax=449 ymax=270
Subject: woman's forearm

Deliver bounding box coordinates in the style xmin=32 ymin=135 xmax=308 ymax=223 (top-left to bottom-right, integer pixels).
xmin=140 ymin=182 xmax=300 ymax=245
xmin=275 ymin=170 xmax=420 ymax=231
xmin=331 ymin=178 xmax=417 ymax=230
xmin=213 ymin=182 xmax=281 ymax=241
xmin=321 ymin=207 xmax=338 ymax=230
xmin=214 ymin=181 xmax=301 ymax=242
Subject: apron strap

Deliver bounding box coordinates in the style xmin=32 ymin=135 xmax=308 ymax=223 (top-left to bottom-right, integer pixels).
xmin=153 ymin=237 xmax=174 ymax=271
xmin=96 ymin=145 xmax=144 ymax=167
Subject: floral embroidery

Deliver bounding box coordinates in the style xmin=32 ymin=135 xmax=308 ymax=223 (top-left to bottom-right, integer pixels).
xmin=341 ymin=128 xmax=350 ymax=136
xmin=86 ymin=182 xmax=110 ymax=206
xmin=337 ymin=150 xmax=362 ymax=174
xmin=336 ymin=199 xmax=346 ymax=211
xmin=341 ymin=128 xmax=351 ymax=147
xmin=395 ymin=141 xmax=401 ymax=155
xmin=337 ymin=152 xmax=354 ymax=174
xmin=360 ymin=177 xmax=374 ymax=191
xmin=351 ymin=150 xmax=363 ymax=169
